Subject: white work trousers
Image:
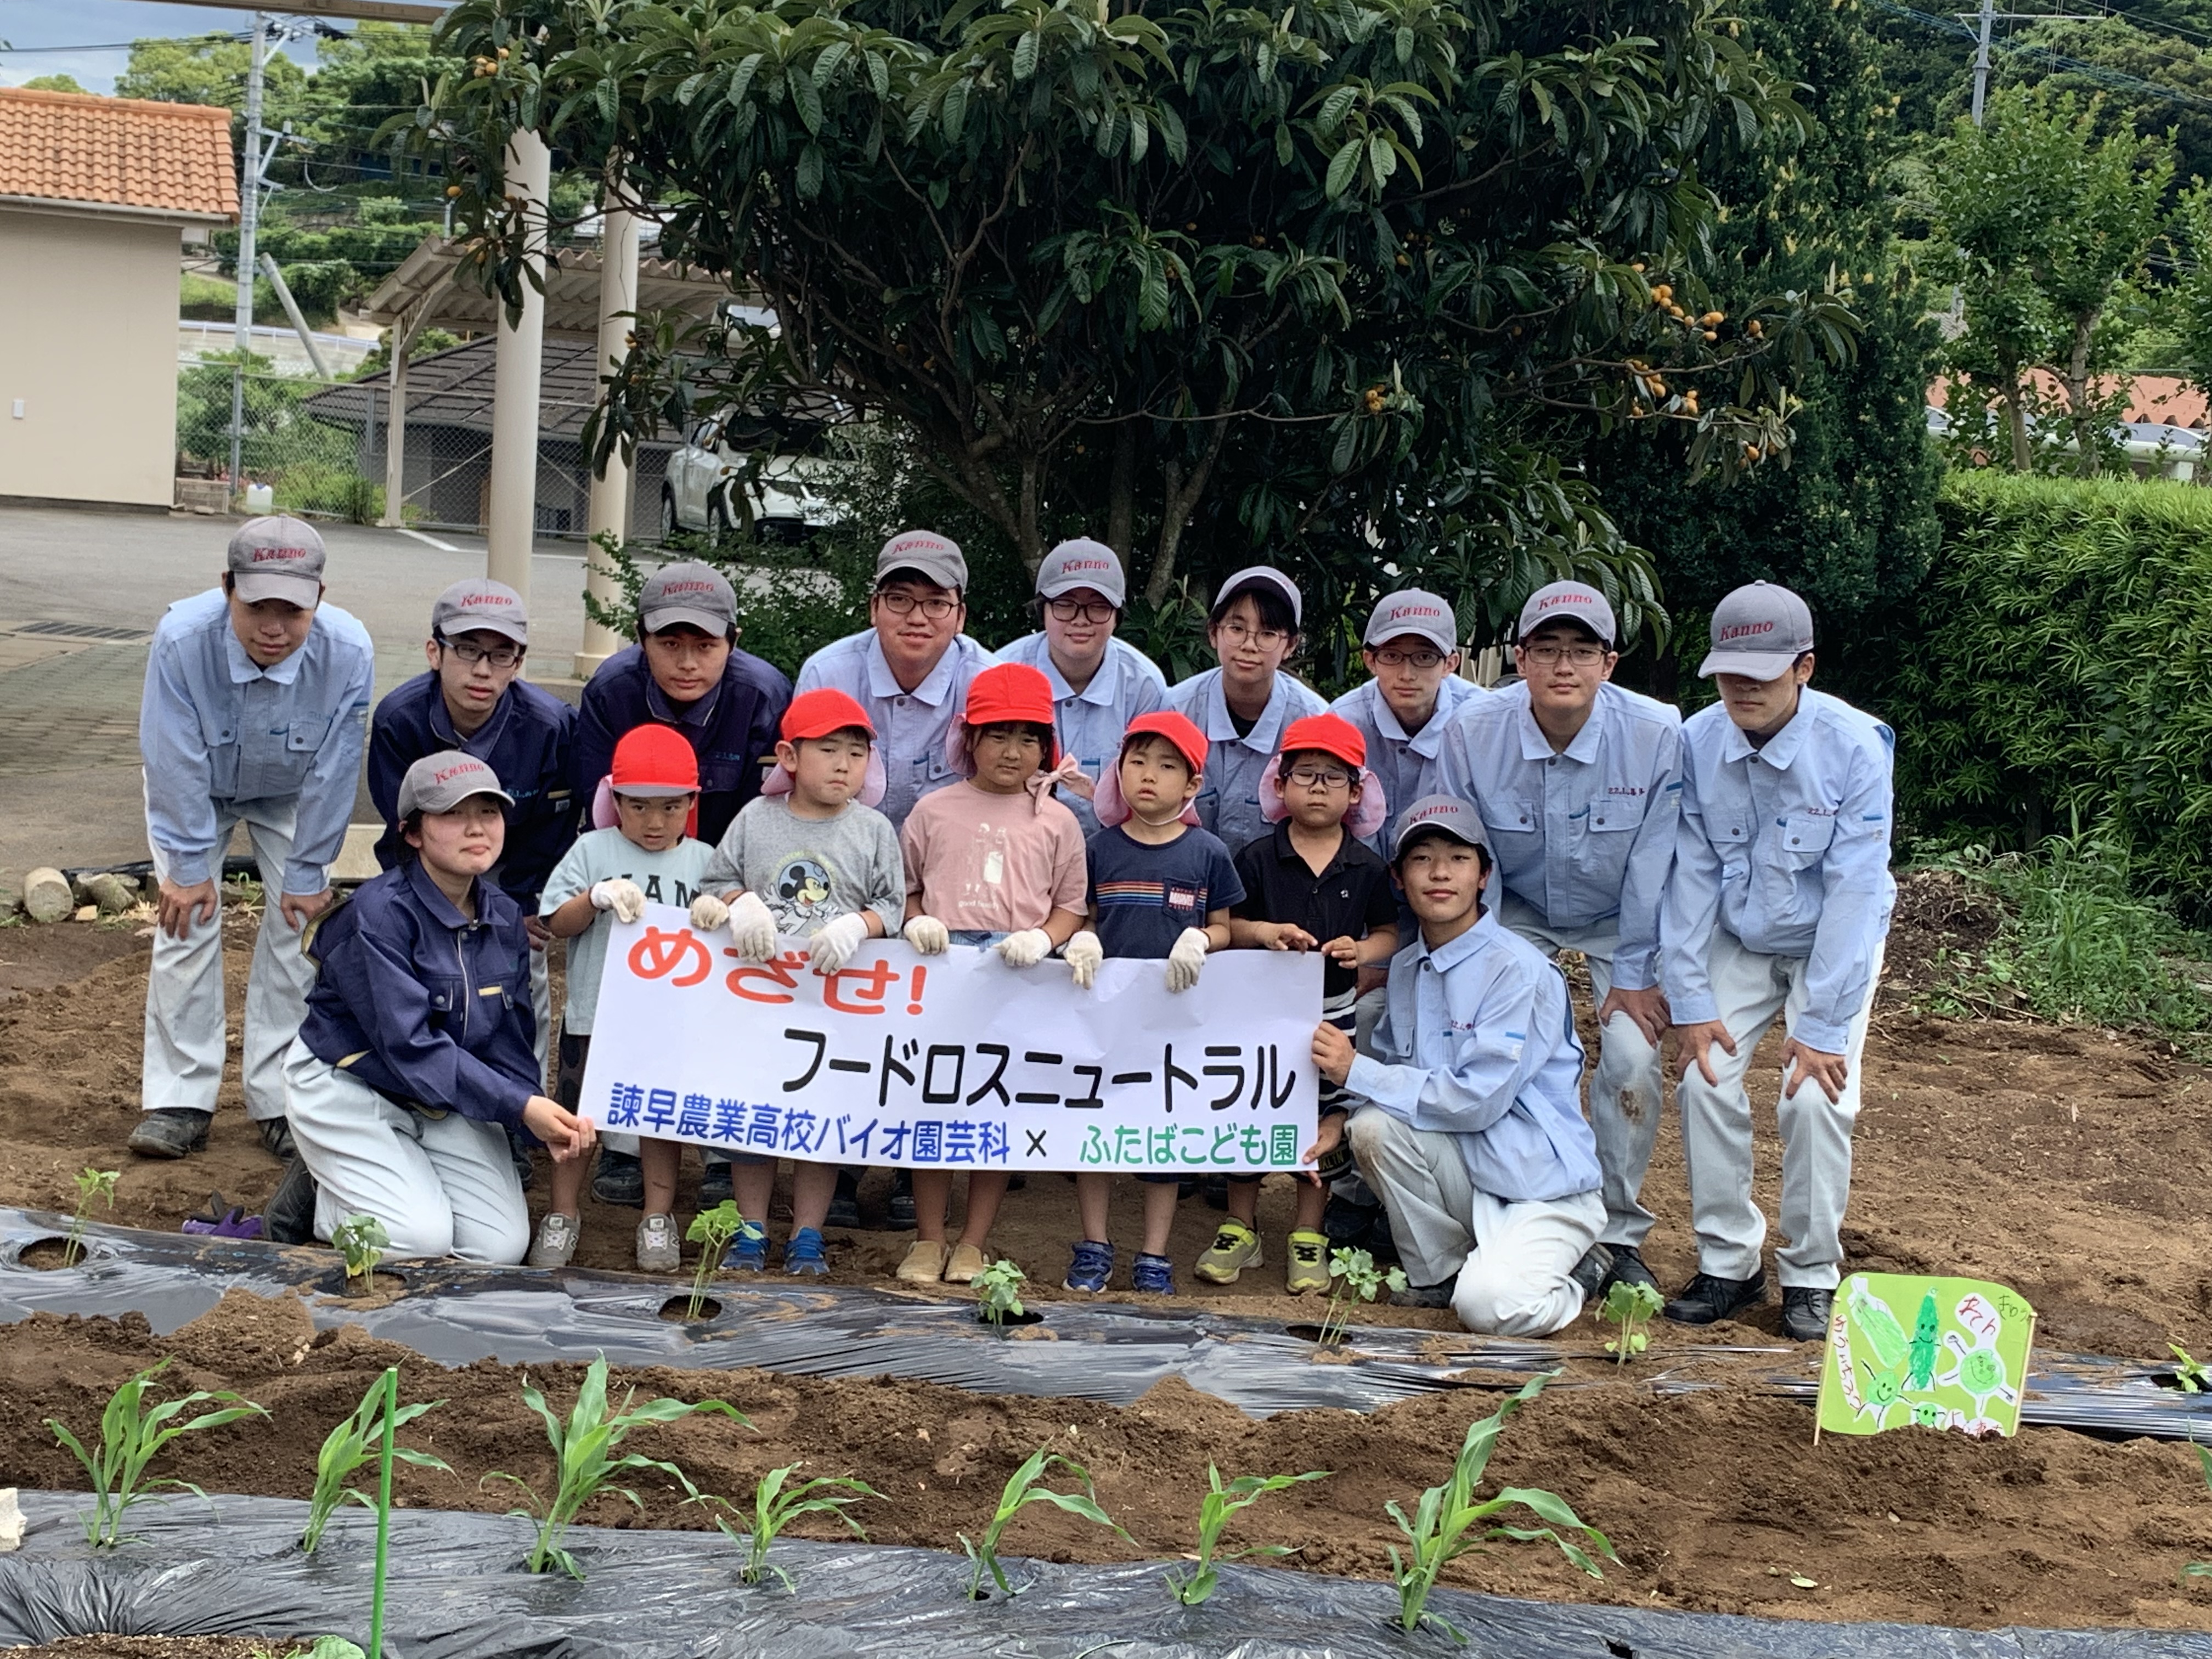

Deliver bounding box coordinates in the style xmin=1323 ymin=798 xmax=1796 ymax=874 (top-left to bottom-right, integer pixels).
xmin=1676 ymin=927 xmax=1880 ymax=1290
xmin=1497 ymin=895 xmax=1667 ymax=1250
xmin=283 ymin=1041 xmax=529 ymax=1264
xmin=1347 ymin=1106 xmax=1603 ymax=1338
xmin=142 ymin=791 xmax=318 ymax=1123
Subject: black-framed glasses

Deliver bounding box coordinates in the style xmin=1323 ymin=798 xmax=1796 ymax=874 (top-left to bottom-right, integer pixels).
xmin=441 ymin=637 xmax=523 ymax=668
xmin=1371 ymin=647 xmax=1446 ymax=670
xmin=1285 ymin=767 xmax=1353 ymax=790
xmin=1521 ymin=642 xmax=1609 ymax=667
xmin=877 ymin=590 xmax=960 ymax=620
xmin=1217 ymin=621 xmax=1289 ymax=648
xmin=1046 ymin=596 xmax=1117 ymax=625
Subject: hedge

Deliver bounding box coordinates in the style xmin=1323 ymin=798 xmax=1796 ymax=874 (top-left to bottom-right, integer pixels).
xmin=1887 ymin=471 xmax=2212 ymax=916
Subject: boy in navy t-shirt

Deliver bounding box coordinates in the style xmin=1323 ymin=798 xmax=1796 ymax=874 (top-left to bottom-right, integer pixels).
xmin=1060 ymin=712 xmax=1241 ymax=1296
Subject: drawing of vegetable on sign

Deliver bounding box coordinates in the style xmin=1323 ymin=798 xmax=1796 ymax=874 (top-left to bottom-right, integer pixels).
xmin=1816 ymin=1274 xmax=2035 ymax=1441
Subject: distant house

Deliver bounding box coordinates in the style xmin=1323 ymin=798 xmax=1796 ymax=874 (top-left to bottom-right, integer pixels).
xmin=1927 ymin=372 xmax=2207 ymax=483
xmin=0 ymin=87 xmax=237 ymax=509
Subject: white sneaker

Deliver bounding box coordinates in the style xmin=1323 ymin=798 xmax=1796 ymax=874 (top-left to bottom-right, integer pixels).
xmin=528 ymin=1212 xmax=579 ymax=1269
xmin=636 ymin=1212 xmax=681 ymax=1273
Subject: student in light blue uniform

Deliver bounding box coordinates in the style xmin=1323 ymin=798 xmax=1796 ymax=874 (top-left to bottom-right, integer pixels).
xmin=1660 ymin=581 xmax=1895 ymax=1345
xmin=133 ymin=517 xmax=374 ymax=1165
xmin=1329 ymin=588 xmax=1481 ymax=854
xmin=1167 ymin=566 xmax=1327 ymax=856
xmin=1433 ymin=580 xmax=1681 ymax=1298
xmin=992 ymin=538 xmax=1166 ymax=837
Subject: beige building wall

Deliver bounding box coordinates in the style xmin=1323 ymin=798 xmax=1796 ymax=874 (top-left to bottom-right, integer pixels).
xmin=0 ymin=205 xmax=180 ymax=507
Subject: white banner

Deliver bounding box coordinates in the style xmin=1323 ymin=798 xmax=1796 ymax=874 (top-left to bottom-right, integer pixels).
xmin=578 ymin=906 xmax=1322 ymax=1173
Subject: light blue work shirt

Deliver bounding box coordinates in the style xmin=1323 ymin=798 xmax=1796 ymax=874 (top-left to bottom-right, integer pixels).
xmin=794 ymin=628 xmax=995 ymax=831
xmin=1434 ymin=681 xmax=1683 ymax=991
xmin=1330 ymin=674 xmax=1484 ymax=853
xmin=1660 ymin=689 xmax=1896 ymax=1054
xmin=139 ymin=587 xmax=375 ymax=895
xmin=994 ymin=632 xmax=1167 ymax=837
xmin=1167 ymin=667 xmax=1328 ymax=857
xmin=1345 ymin=910 xmax=1601 ymax=1204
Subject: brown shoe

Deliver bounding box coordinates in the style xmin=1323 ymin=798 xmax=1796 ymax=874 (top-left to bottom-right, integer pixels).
xmin=943 ymin=1243 xmax=989 ymax=1284
xmin=895 ymin=1240 xmax=947 ymax=1283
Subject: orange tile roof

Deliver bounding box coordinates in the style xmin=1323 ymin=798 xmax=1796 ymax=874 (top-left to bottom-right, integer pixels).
xmin=0 ymin=86 xmax=237 ymax=219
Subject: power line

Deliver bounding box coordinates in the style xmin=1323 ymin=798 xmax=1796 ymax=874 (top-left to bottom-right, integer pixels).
xmin=1874 ymin=0 xmax=2212 ymax=112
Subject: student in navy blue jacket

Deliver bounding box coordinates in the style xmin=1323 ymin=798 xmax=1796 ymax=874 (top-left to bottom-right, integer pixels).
xmin=283 ymin=752 xmax=595 ymax=1263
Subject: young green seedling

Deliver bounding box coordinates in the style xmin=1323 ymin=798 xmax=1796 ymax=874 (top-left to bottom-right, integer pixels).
xmin=2188 ymin=1441 xmax=2212 ymax=1579
xmin=300 ymin=1373 xmax=453 ymax=1552
xmin=975 ymin=1258 xmax=1028 ymax=1335
xmin=44 ymin=1358 xmax=268 ymax=1547
xmin=1386 ymin=1373 xmax=1615 ymax=1640
xmin=1165 ymin=1465 xmax=1331 ymax=1606
xmin=684 ymin=1201 xmax=745 ymax=1318
xmin=1316 ymin=1246 xmax=1408 ymax=1346
xmin=330 ymin=1214 xmax=390 ymax=1294
xmin=1598 ymin=1280 xmax=1664 ymax=1368
xmin=703 ymin=1462 xmax=884 ymax=1590
xmin=960 ymin=1446 xmax=1129 ymax=1600
xmin=2172 ymin=1343 xmax=2210 ymax=1395
xmin=64 ymin=1166 xmax=119 ymax=1267
xmin=484 ymin=1353 xmax=746 ymax=1580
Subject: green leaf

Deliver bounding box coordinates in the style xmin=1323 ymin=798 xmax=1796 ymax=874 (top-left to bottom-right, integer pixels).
xmin=1013 ymin=29 xmax=1039 ymax=82
xmin=1324 ymin=137 xmax=1362 ymax=200
xmin=789 ymin=63 xmax=824 ymax=134
xmin=797 ymin=141 xmax=825 ymax=200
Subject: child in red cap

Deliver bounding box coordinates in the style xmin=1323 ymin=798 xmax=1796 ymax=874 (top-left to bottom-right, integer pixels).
xmin=686 ymin=689 xmax=905 ymax=1277
xmin=1212 ymin=712 xmax=1400 ymax=1292
xmin=1060 ymin=710 xmax=1245 ymax=1298
xmin=897 ymin=661 xmax=1090 ymax=1285
xmin=533 ymin=725 xmax=717 ymax=1274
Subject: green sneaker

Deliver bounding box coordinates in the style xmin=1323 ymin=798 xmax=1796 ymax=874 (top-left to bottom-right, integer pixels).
xmin=1284 ymin=1229 xmax=1330 ymax=1295
xmin=1194 ymin=1218 xmax=1263 ymax=1285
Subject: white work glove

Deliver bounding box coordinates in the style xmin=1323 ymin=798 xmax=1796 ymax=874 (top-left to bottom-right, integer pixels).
xmin=1165 ymin=926 xmax=1210 ymax=993
xmin=904 ymin=915 xmax=950 ymax=955
xmin=687 ymin=892 xmax=731 ymax=933
xmin=1063 ymin=929 xmax=1103 ymax=990
xmin=995 ymin=928 xmax=1053 ymax=969
xmin=725 ymin=891 xmax=778 ymax=961
xmin=809 ymin=912 xmax=871 ymax=975
xmin=589 ymin=878 xmax=646 ymax=923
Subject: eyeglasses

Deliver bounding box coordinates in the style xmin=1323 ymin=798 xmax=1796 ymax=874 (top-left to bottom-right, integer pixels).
xmin=1046 ymin=597 xmax=1117 ymax=625
xmin=1217 ymin=622 xmax=1289 ymax=648
xmin=1285 ymin=767 xmax=1353 ymax=790
xmin=877 ymin=590 xmax=960 ymax=620
xmin=1521 ymin=642 xmax=1610 ymax=667
xmin=442 ymin=638 xmax=523 ymax=668
xmin=1371 ymin=647 xmax=1446 ymax=670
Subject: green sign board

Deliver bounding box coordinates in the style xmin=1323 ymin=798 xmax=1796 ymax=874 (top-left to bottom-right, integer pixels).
xmin=1816 ymin=1273 xmax=2035 ymax=1440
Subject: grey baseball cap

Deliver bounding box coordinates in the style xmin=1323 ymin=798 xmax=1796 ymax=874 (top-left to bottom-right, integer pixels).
xmin=639 ymin=561 xmax=736 ymax=635
xmin=431 ymin=578 xmax=528 ymax=645
xmin=1391 ymin=793 xmax=1494 ymax=862
xmin=1699 ymin=580 xmax=1815 ymax=680
xmin=1214 ymin=565 xmax=1303 ymax=629
xmin=1364 ymin=589 xmax=1457 ymax=655
xmin=396 ymin=750 xmax=515 ymax=817
xmin=1036 ymin=537 xmax=1125 ymax=608
xmin=227 ymin=516 xmax=325 ymax=608
xmin=1517 ymin=580 xmax=1616 ymax=648
xmin=876 ymin=529 xmax=967 ymax=592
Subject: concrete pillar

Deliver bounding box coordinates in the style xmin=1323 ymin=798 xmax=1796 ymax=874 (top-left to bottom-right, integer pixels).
xmin=377 ymin=330 xmax=409 ymax=528
xmin=487 ymin=130 xmax=550 ymax=602
xmin=575 ymin=203 xmax=640 ymax=679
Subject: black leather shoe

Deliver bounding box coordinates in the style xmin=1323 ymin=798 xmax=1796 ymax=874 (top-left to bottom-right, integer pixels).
xmin=128 ymin=1109 xmax=211 ymax=1159
xmin=256 ymin=1117 xmax=296 ymax=1161
xmin=886 ymin=1168 xmax=917 ymax=1230
xmin=591 ymin=1149 xmax=645 ymax=1207
xmin=698 ymin=1159 xmax=733 ymax=1205
xmin=1781 ymin=1286 xmax=1835 ymax=1342
xmin=825 ymin=1170 xmax=862 ymax=1230
xmin=1663 ymin=1270 xmax=1767 ymax=1325
xmin=1601 ymin=1244 xmax=1660 ymax=1295
xmin=1322 ymin=1194 xmax=1379 ymax=1247
xmin=262 ymin=1155 xmax=318 ymax=1246
xmin=1569 ymin=1243 xmax=1615 ymax=1300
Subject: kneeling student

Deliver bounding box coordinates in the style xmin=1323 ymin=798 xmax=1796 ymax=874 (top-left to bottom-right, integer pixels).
xmin=1315 ymin=795 xmax=1609 ymax=1337
xmin=282 ymin=753 xmax=595 ymax=1263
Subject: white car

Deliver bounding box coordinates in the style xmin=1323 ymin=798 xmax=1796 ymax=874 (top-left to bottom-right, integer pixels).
xmin=659 ymin=411 xmax=844 ymax=543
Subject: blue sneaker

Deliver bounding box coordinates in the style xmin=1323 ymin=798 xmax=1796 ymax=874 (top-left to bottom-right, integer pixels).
xmin=720 ymin=1220 xmax=769 ymax=1273
xmin=782 ymin=1226 xmax=828 ymax=1277
xmin=1063 ymin=1238 xmax=1114 ymax=1293
xmin=1132 ymin=1252 xmax=1175 ymax=1296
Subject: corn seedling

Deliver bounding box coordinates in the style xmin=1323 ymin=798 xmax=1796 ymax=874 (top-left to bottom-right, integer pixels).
xmin=44 ymin=1359 xmax=268 ymax=1547
xmin=1165 ymin=1465 xmax=1331 ymax=1606
xmin=975 ymin=1258 xmax=1028 ymax=1334
xmin=684 ymin=1200 xmax=744 ymax=1318
xmin=960 ymin=1447 xmax=1128 ymax=1600
xmin=1599 ymin=1280 xmax=1664 ymax=1368
xmin=2173 ymin=1344 xmax=2211 ymax=1394
xmin=63 ymin=1165 xmax=119 ymax=1266
xmin=1386 ymin=1373 xmax=1614 ymax=1640
xmin=300 ymin=1373 xmax=452 ymax=1552
xmin=330 ymin=1214 xmax=389 ymax=1293
xmin=2187 ymin=1441 xmax=2212 ymax=1579
xmin=702 ymin=1462 xmax=884 ymax=1590
xmin=1316 ymin=1246 xmax=1407 ymax=1346
xmin=484 ymin=1353 xmax=746 ymax=1579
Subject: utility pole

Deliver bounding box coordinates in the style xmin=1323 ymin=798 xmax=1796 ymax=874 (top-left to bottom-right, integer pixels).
xmin=1960 ymin=0 xmax=2098 ymax=125
xmin=227 ymin=11 xmax=270 ymax=503
xmin=1971 ymin=0 xmax=1994 ymax=122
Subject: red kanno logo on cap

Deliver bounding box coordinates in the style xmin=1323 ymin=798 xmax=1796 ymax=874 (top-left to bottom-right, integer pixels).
xmin=661 ymin=581 xmax=718 ymax=596
xmin=887 ymin=534 xmax=946 ymax=556
xmin=431 ymin=761 xmax=483 ymax=786
xmin=469 ymin=592 xmax=517 ymax=606
xmin=1537 ymin=592 xmax=1594 ymax=610
xmin=1719 ymin=620 xmax=1776 ymax=640
xmin=1387 ymin=602 xmax=1445 ymax=619
xmin=252 ymin=547 xmax=311 ymax=563
xmin=1063 ymin=558 xmax=1111 ymax=572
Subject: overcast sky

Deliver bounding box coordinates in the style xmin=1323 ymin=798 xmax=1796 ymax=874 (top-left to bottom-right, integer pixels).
xmin=0 ymin=2 xmax=364 ymax=94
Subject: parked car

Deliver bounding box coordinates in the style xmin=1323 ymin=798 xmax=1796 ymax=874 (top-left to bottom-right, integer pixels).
xmin=659 ymin=410 xmax=845 ymax=543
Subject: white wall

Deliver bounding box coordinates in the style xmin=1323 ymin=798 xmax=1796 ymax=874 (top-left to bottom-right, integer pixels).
xmin=0 ymin=206 xmax=181 ymax=507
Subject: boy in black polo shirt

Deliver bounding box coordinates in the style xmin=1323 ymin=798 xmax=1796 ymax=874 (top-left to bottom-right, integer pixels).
xmin=1212 ymin=713 xmax=1399 ymax=1292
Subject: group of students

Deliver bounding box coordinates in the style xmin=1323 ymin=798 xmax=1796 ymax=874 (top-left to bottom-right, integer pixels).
xmin=131 ymin=512 xmax=1892 ymax=1344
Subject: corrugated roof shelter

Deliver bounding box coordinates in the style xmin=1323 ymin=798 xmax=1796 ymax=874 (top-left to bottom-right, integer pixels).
xmin=0 ymin=87 xmax=238 ymax=509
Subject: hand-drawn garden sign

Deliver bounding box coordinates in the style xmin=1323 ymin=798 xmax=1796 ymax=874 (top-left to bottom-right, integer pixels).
xmin=1816 ymin=1273 xmax=2035 ymax=1441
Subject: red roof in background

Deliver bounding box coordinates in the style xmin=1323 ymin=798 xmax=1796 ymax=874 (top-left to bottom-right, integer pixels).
xmin=1929 ymin=371 xmax=2209 ymax=429
xmin=0 ymin=86 xmax=237 ymax=219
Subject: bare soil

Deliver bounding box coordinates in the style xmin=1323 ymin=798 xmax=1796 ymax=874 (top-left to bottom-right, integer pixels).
xmin=12 ymin=1642 xmax=307 ymax=1659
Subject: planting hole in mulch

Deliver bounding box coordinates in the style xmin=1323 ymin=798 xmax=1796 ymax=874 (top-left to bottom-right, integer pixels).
xmin=317 ymin=1268 xmax=407 ymax=1302
xmin=976 ymin=1307 xmax=1045 ymax=1330
xmin=15 ymin=1235 xmax=84 ymax=1270
xmin=659 ymin=1295 xmax=722 ymax=1322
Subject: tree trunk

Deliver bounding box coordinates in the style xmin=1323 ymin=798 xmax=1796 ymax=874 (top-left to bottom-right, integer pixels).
xmin=1142 ymin=416 xmax=1231 ymax=607
xmin=2002 ymin=377 xmax=2032 ymax=472
xmin=1105 ymin=421 xmax=1136 ymax=557
xmin=2062 ymin=308 xmax=2101 ymax=478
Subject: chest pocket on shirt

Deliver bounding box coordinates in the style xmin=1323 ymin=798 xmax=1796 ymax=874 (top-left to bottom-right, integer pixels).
xmin=1481 ymin=797 xmax=1540 ymax=836
xmin=1778 ymin=811 xmax=1837 ymax=861
xmin=422 ymin=974 xmax=465 ymax=1021
xmin=1587 ymin=791 xmax=1647 ymax=836
xmin=696 ymin=751 xmax=742 ymax=794
xmin=199 ymin=703 xmax=241 ymax=797
xmin=913 ymin=749 xmax=957 ymax=787
xmin=286 ymin=714 xmax=330 ymax=754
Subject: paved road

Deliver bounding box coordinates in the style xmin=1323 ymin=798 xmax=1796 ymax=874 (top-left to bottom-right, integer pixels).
xmin=0 ymin=503 xmax=594 ymax=891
